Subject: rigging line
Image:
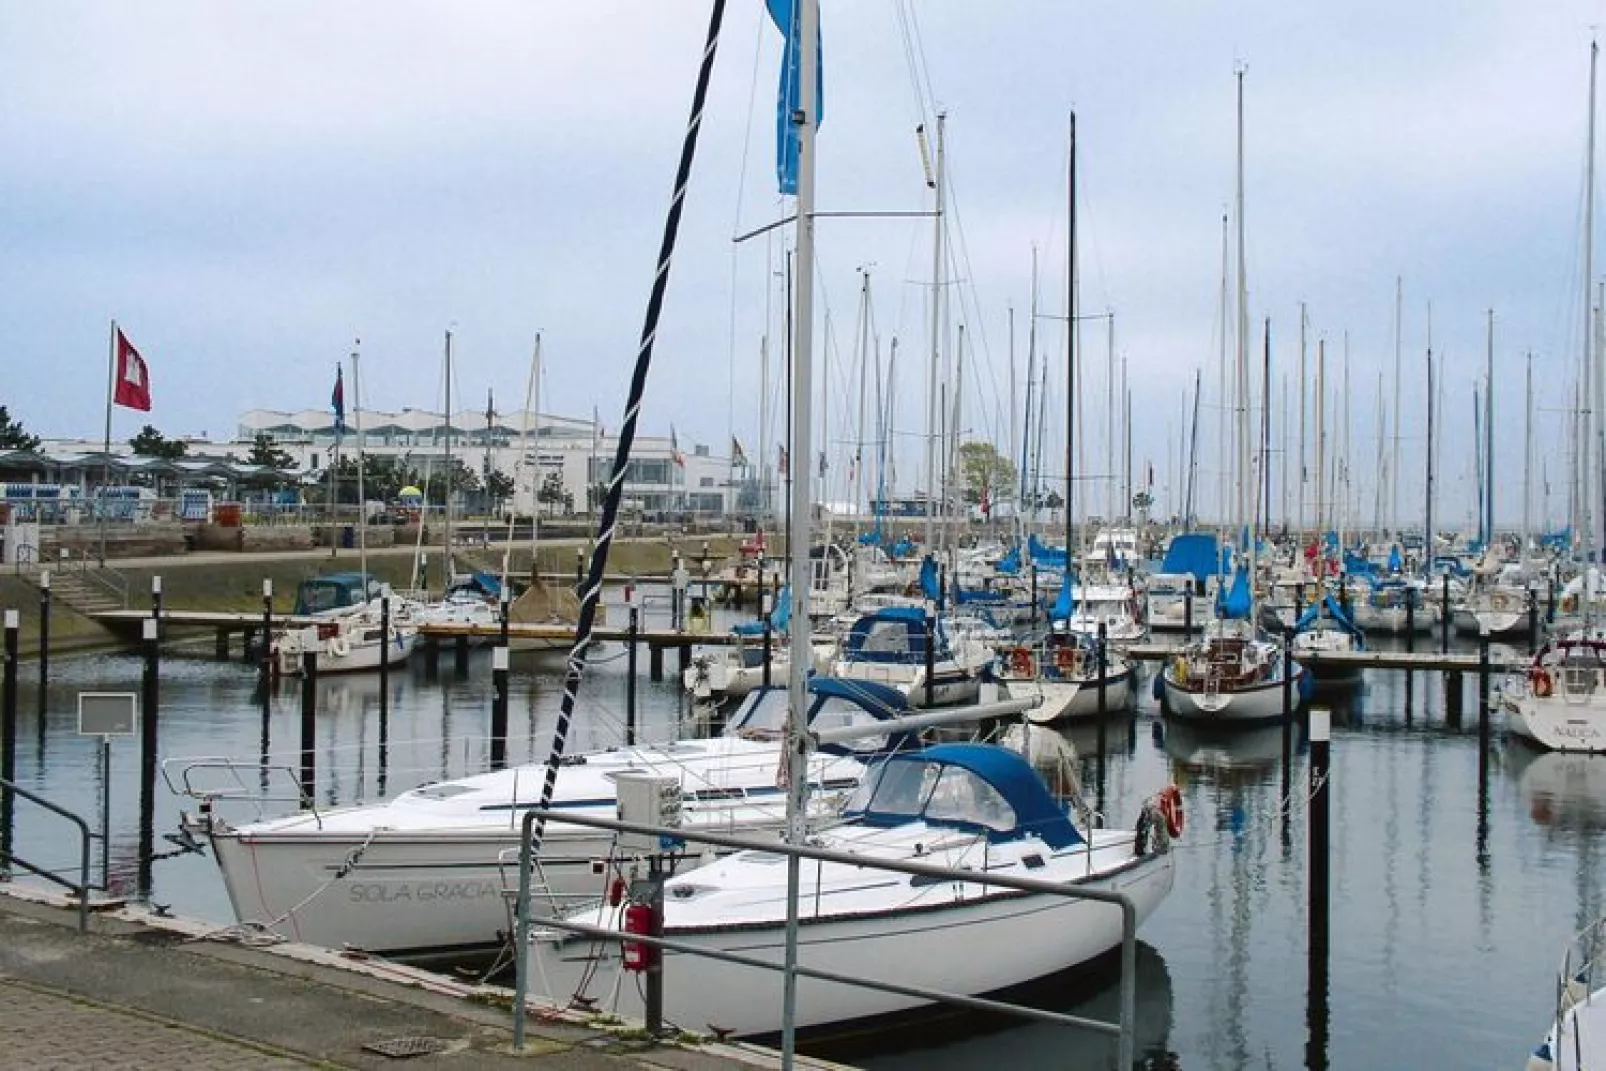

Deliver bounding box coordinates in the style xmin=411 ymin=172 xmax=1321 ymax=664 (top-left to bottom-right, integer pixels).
xmin=726 ymin=7 xmax=768 ymax=465
xmin=531 ymin=0 xmax=728 ymax=856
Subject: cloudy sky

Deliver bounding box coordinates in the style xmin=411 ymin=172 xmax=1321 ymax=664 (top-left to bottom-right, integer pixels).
xmin=1 ymin=1 xmax=1602 ymax=529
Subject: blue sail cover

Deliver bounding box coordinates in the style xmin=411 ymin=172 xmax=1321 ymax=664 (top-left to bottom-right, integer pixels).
xmin=1028 ymin=533 xmax=1068 ymax=568
xmin=1051 ymin=578 xmax=1074 ymax=621
xmin=1541 ymin=528 xmax=1572 ymax=552
xmin=994 ymin=545 xmax=1022 ymax=575
xmin=857 ymin=526 xmax=882 ymax=546
xmin=1388 ymin=545 xmax=1403 ymax=573
xmin=890 ymin=536 xmax=917 ymax=560
xmin=919 ymin=555 xmax=940 ymax=600
xmin=1343 ymin=550 xmax=1377 ymax=577
xmin=841 ymin=605 xmax=950 ymax=664
xmin=1293 ymin=592 xmax=1364 ymax=642
xmin=1160 ymin=532 xmax=1220 ymax=586
xmin=1216 ymin=565 xmax=1252 ymax=619
xmin=732 ymin=584 xmax=791 ymax=636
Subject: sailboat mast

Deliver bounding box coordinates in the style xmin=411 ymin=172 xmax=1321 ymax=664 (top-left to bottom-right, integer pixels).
xmin=1298 ymin=302 xmax=1307 ymax=540
xmin=1391 ymin=276 xmax=1403 ymax=534
xmin=1022 ymin=247 xmax=1038 ymax=519
xmin=1585 ymin=40 xmax=1599 ymax=558
xmin=1525 ymin=351 xmax=1533 ymax=551
xmin=922 ymin=114 xmax=945 ymax=550
xmin=1217 ymin=212 xmax=1229 ymax=527
xmin=1315 ymin=338 xmax=1326 ymax=538
xmin=1235 ymin=67 xmax=1250 ymax=555
xmin=1425 ymin=346 xmax=1435 ymax=567
xmin=1065 ymin=110 xmax=1077 ymax=550
xmin=853 ymin=270 xmax=871 ymax=524
xmin=1485 ymin=310 xmax=1495 ymax=546
xmin=443 ymin=328 xmax=453 ymax=582
xmin=353 ymin=341 xmax=366 ymax=577
xmin=781 ymin=0 xmax=819 ymax=1056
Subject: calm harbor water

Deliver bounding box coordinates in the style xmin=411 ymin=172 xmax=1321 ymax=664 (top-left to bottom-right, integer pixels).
xmin=3 ymin=617 xmax=1600 ymax=1070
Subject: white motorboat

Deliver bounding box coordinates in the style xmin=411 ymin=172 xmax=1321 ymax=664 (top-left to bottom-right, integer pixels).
xmin=530 ymin=742 xmax=1178 ymax=1039
xmin=1526 ymin=915 xmax=1606 ymax=1070
xmin=997 ymin=634 xmax=1136 ymax=723
xmin=181 ymin=677 xmax=919 ymax=959
xmin=1060 ymin=580 xmax=1147 ymax=645
xmin=1146 ymin=572 xmax=1213 ymax=632
xmin=1502 ymin=637 xmax=1606 ymax=753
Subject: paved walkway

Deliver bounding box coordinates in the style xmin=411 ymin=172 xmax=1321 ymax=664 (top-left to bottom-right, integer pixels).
xmin=0 ymin=892 xmax=816 ymax=1071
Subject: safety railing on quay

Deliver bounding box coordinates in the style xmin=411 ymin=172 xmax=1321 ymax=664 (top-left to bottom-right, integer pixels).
xmin=0 ymin=777 xmax=93 ymax=933
xmin=509 ymin=806 xmax=1140 ymax=1070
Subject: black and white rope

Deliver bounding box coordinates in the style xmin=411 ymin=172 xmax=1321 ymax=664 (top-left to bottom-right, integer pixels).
xmin=530 ymin=0 xmax=728 ymax=856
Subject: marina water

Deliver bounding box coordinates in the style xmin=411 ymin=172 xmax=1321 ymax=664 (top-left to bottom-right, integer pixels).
xmin=3 ymin=615 xmax=1598 ymax=1069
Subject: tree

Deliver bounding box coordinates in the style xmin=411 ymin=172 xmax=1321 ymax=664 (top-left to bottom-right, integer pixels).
xmin=0 ymin=406 xmax=40 ymax=451
xmin=537 ymin=471 xmax=567 ymax=515
xmin=957 ymin=441 xmax=1017 ymax=511
xmin=129 ymin=424 xmax=187 ymax=460
xmin=247 ymin=432 xmax=295 ymax=471
xmin=485 ymin=469 xmax=515 ymax=514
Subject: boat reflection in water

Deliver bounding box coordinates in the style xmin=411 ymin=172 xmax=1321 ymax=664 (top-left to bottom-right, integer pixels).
xmin=838 ymin=940 xmax=1176 ymax=1070
xmin=1160 ymin=716 xmax=1293 ymax=790
xmin=1503 ymin=740 xmax=1606 ymax=832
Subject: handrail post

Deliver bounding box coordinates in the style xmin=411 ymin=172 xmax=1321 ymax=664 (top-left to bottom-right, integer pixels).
xmin=513 ymin=809 xmax=536 ymax=1051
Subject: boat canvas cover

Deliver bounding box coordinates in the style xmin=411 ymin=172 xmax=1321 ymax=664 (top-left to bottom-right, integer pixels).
xmin=844 ymin=742 xmax=1082 ymax=848
xmin=1051 ymin=577 xmax=1075 ymax=620
xmin=1028 ymin=533 xmax=1068 ymax=568
xmin=842 ymin=606 xmax=950 ymax=664
xmin=920 ymin=555 xmax=941 ymax=601
xmin=293 ymin=572 xmax=376 ymax=615
xmin=1293 ymin=592 xmax=1364 ymax=641
xmin=1159 ymin=532 xmax=1219 ymax=586
xmin=1215 ymin=565 xmax=1253 ymax=620
xmin=732 ymin=585 xmax=790 ymax=636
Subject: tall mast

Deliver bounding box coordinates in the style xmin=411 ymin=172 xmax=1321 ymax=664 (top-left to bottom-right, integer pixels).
xmin=1298 ymin=301 xmax=1307 ymax=540
xmin=1217 ymin=212 xmax=1229 ymax=527
xmin=781 ymin=0 xmax=819 ymax=1056
xmin=1586 ymin=40 xmax=1599 ymax=558
xmin=1315 ymin=338 xmax=1326 ymax=537
xmin=443 ymin=328 xmax=453 ymax=582
xmin=853 ymin=269 xmax=871 ymax=524
xmin=921 ymin=114 xmax=945 ymax=549
xmin=1235 ymin=66 xmax=1250 ymax=551
xmin=1525 ymin=351 xmax=1534 ymax=552
xmin=1425 ymin=344 xmax=1435 ymax=569
xmin=1106 ymin=307 xmax=1116 ymax=523
xmin=1022 ymin=248 xmax=1038 ymax=518
xmin=1391 ymin=276 xmax=1403 ymax=534
xmin=1485 ymin=309 xmax=1495 ymax=546
xmin=1065 ymin=110 xmax=1077 ymax=549
xmin=353 ymin=340 xmax=366 ymax=578
xmin=1007 ymin=302 xmax=1016 ymax=533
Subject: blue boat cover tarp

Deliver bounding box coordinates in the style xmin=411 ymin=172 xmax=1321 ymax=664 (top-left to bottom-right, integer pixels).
xmin=845 ymin=742 xmax=1083 ymax=848
xmin=1388 ymin=545 xmax=1403 ymax=573
xmin=1216 ymin=565 xmax=1252 ymax=620
xmin=841 ymin=605 xmax=949 ymax=664
xmin=1293 ymin=592 xmax=1364 ymax=643
xmin=919 ymin=556 xmax=940 ymax=601
xmin=994 ymin=545 xmax=1021 ymax=575
xmin=1028 ymin=533 xmax=1068 ymax=567
xmin=1051 ymin=579 xmax=1074 ymax=621
xmin=1160 ymin=532 xmax=1220 ymax=586
xmin=732 ymin=584 xmax=791 ymax=636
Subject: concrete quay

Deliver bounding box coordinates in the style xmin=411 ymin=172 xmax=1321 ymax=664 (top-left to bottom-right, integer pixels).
xmin=0 ymin=888 xmax=842 ymax=1070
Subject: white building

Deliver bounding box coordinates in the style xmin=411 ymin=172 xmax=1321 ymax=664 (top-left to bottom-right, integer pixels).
xmin=235 ymin=408 xmax=746 ymax=518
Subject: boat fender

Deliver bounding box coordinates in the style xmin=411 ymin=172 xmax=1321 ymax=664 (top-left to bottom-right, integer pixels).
xmin=1151 ymin=672 xmax=1166 ymax=702
xmin=329 ymin=634 xmax=350 ymax=659
xmin=1134 ymin=806 xmax=1151 ymax=856
xmin=1159 ymin=785 xmax=1185 ymax=839
xmin=1531 ymin=668 xmax=1553 ymax=699
xmin=1491 ymin=592 xmax=1510 ymax=612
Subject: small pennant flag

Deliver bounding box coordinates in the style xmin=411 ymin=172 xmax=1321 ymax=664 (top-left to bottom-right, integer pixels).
xmin=732 ymin=436 xmax=747 ymax=465
xmin=113 ymin=328 xmax=152 ymax=412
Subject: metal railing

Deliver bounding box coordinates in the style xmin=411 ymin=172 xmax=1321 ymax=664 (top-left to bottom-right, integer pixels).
xmin=510 ymin=806 xmax=1139 ymax=1068
xmin=0 ymin=777 xmax=93 ymax=932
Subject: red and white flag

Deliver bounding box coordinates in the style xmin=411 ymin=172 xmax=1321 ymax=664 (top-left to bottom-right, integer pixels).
xmin=113 ymin=328 xmax=152 ymax=411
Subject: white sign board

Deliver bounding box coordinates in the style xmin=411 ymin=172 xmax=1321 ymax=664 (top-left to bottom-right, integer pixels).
xmin=78 ymin=692 xmax=138 ymax=737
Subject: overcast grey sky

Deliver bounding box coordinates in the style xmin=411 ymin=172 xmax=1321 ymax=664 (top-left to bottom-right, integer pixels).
xmin=1 ymin=1 xmax=1602 ymax=528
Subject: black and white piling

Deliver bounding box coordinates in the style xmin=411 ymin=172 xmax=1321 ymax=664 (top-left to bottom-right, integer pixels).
xmin=299 ymin=641 xmax=317 ymax=808
xmin=1 ymin=609 xmax=18 ymax=864
xmin=626 ymin=604 xmax=640 ymax=746
xmin=137 ymin=617 xmax=159 ymax=897
xmin=378 ymin=595 xmax=391 ymax=719
xmin=490 ymin=644 xmax=510 ymax=770
xmin=1306 ymin=705 xmax=1331 ymax=1071
xmin=37 ymin=573 xmax=50 ymax=705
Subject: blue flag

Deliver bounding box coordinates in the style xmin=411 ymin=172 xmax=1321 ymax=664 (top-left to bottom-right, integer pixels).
xmin=766 ymin=0 xmax=824 ymax=195
xmin=331 ymin=366 xmax=346 ymax=438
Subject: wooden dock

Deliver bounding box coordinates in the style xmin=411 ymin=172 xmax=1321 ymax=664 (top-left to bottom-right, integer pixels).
xmin=1124 ymin=643 xmax=1529 ymax=672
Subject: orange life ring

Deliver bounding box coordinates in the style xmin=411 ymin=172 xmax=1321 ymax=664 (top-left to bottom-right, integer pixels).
xmin=1531 ymin=668 xmax=1554 ymax=698
xmin=1159 ymin=785 xmax=1184 ymax=838
xmin=1055 ymin=646 xmax=1078 ymax=674
xmin=1010 ymin=646 xmax=1034 ymax=676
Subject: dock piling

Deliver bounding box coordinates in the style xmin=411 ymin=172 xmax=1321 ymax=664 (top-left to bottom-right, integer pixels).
xmin=1440 ymin=573 xmax=1451 ymax=654
xmin=1404 ymin=586 xmax=1415 ymax=653
xmin=260 ymin=579 xmax=273 ymax=683
xmin=627 ymin=605 xmax=640 ymax=745
xmin=151 ymin=575 xmax=163 ymax=638
xmin=299 ymin=646 xmax=317 ymax=807
xmin=490 ymin=645 xmax=509 ymax=770
xmin=137 ymin=617 xmax=159 ymax=897
xmin=424 ymin=635 xmax=439 ymax=679
xmin=38 ymin=574 xmax=50 ymax=706
xmin=2 ymin=609 xmax=18 ymax=864
xmin=453 ymin=634 xmax=469 ymax=679
xmin=924 ymin=612 xmax=937 ymax=708
xmin=1095 ymin=622 xmax=1108 ymax=816
xmin=1307 ymin=705 xmax=1332 ymax=1070
xmin=1183 ymin=580 xmax=1193 ymax=640
xmin=379 ymin=596 xmax=391 ymax=719
xmin=1478 ymin=625 xmax=1491 ymax=732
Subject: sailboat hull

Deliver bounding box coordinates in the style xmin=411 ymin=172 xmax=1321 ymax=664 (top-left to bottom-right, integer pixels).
xmin=1160 ymin=671 xmax=1297 ymax=725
